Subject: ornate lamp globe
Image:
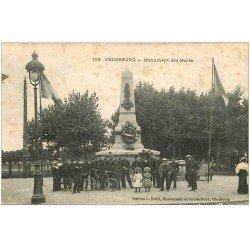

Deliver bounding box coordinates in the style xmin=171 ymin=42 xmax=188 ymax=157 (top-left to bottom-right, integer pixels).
xmin=25 ymin=51 xmax=45 ymax=85
xmin=30 ymin=71 xmax=39 ymax=82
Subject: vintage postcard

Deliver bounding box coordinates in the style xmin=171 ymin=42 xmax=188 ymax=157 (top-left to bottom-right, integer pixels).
xmin=1 ymin=42 xmax=248 ymax=205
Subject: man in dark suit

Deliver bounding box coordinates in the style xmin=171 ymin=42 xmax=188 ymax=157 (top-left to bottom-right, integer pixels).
xmin=185 ymin=155 xmax=192 ymax=187
xmin=114 ymin=157 xmax=122 ymax=190
xmin=79 ymin=161 xmax=85 ymax=191
xmin=159 ymin=158 xmax=171 ymax=191
xmin=141 ymin=158 xmax=150 ymax=173
xmin=62 ymin=160 xmax=72 ymax=191
xmin=72 ymin=160 xmax=81 ymax=194
xmin=189 ymin=156 xmax=199 ymax=192
xmin=170 ymin=159 xmax=179 ymax=190
xmin=57 ymin=158 xmax=63 ymax=190
xmin=51 ymin=160 xmax=60 ymax=191
xmin=131 ymin=155 xmax=142 ymax=174
xmin=155 ymin=156 xmax=161 ymax=188
xmin=96 ymin=156 xmax=106 ymax=190
xmin=121 ymin=157 xmax=133 ymax=189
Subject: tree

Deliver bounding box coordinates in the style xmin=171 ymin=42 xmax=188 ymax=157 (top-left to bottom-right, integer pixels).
xmin=61 ymin=91 xmax=107 ymax=157
xmin=110 ymin=81 xmax=248 ymax=164
xmin=27 ymin=91 xmax=107 ymax=158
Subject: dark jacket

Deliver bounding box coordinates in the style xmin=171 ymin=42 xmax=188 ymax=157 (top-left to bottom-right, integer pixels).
xmin=62 ymin=163 xmax=71 ymax=177
xmin=121 ymin=158 xmax=130 ymax=171
xmin=170 ymin=161 xmax=179 ymax=175
xmin=51 ymin=166 xmax=59 ymax=177
xmin=72 ymin=164 xmax=81 ymax=177
xmin=185 ymin=159 xmax=191 ymax=173
xmin=190 ymin=160 xmax=199 ymax=173
xmin=141 ymin=160 xmax=149 ymax=172
xmin=96 ymin=159 xmax=106 ymax=175
xmin=148 ymin=157 xmax=156 ymax=173
xmin=114 ymin=159 xmax=122 ymax=175
xmin=159 ymin=162 xmax=171 ymax=177
xmin=132 ymin=159 xmax=142 ymax=170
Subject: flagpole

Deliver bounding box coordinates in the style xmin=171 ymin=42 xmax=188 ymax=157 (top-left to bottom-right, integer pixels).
xmin=207 ymin=58 xmax=214 ymax=183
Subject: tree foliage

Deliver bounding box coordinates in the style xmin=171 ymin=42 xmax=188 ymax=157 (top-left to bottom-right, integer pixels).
xmin=111 ymin=81 xmax=248 ymax=162
xmin=27 ymin=91 xmax=107 ymax=158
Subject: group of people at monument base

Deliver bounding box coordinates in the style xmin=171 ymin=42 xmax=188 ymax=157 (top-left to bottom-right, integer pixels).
xmin=51 ymin=150 xmax=202 ymax=193
xmin=51 ymin=150 xmax=248 ymax=195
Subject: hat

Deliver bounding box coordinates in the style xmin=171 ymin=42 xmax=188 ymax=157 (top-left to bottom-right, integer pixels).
xmin=144 ymin=167 xmax=151 ymax=172
xmin=162 ymin=158 xmax=168 ymax=161
xmin=186 ymin=155 xmax=191 ymax=158
xmin=240 ymin=156 xmax=247 ymax=162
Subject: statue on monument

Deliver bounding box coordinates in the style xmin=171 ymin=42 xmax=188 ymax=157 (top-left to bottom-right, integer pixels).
xmin=96 ymin=70 xmax=160 ymax=161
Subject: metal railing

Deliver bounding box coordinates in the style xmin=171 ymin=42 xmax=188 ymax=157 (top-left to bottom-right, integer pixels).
xmin=1 ymin=161 xmax=52 ymax=178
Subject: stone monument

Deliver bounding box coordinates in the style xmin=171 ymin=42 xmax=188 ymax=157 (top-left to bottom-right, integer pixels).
xmin=96 ymin=70 xmax=160 ymax=161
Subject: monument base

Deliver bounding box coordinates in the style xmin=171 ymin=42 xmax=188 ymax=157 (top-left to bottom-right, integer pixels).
xmin=96 ymin=148 xmax=160 ymax=163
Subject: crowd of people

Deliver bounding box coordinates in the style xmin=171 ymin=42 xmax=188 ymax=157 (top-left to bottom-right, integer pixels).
xmin=50 ymin=149 xmax=248 ymax=195
xmin=50 ymin=151 xmax=202 ymax=194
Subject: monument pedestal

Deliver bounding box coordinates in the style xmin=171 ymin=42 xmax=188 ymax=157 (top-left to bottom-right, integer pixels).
xmin=96 ymin=70 xmax=160 ymax=161
xmin=96 ymin=148 xmax=160 ymax=163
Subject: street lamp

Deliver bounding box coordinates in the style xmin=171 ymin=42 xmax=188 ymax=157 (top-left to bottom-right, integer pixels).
xmin=25 ymin=51 xmax=45 ymax=204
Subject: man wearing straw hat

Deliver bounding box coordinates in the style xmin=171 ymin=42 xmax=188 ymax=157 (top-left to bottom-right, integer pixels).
xmin=159 ymin=158 xmax=171 ymax=191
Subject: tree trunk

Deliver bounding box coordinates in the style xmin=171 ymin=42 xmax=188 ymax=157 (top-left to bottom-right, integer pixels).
xmin=9 ymin=161 xmax=13 ymax=178
xmin=18 ymin=160 xmax=20 ymax=172
xmin=216 ymin=143 xmax=221 ymax=168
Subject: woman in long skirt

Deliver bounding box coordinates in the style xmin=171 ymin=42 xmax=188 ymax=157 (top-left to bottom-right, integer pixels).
xmin=235 ymin=157 xmax=248 ymax=194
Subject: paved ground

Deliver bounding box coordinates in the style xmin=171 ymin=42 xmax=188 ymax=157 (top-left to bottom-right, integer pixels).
xmin=1 ymin=175 xmax=248 ymax=205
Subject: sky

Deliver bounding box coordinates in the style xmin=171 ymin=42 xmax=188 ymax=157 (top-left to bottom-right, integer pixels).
xmin=1 ymin=42 xmax=248 ymax=151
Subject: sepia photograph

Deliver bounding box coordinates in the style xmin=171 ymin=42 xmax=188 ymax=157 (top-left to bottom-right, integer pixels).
xmin=1 ymin=42 xmax=248 ymax=205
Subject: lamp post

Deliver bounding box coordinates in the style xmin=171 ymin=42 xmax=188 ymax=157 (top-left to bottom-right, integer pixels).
xmin=25 ymin=51 xmax=45 ymax=204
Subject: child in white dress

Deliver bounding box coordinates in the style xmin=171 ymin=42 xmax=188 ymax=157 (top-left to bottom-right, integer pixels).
xmin=133 ymin=167 xmax=143 ymax=192
xmin=143 ymin=167 xmax=152 ymax=192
